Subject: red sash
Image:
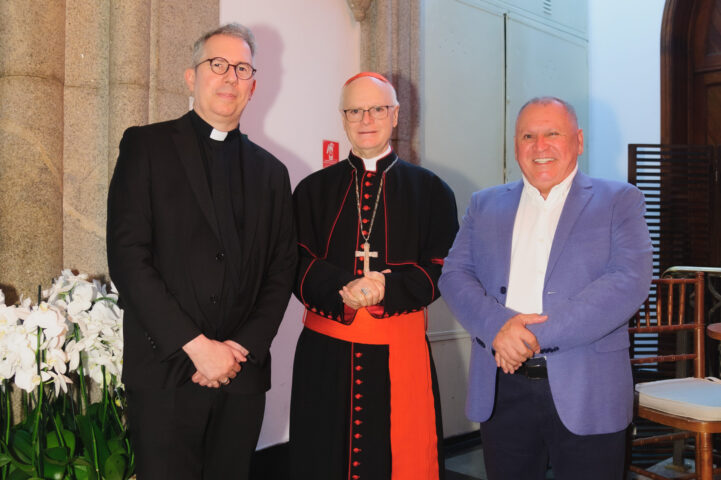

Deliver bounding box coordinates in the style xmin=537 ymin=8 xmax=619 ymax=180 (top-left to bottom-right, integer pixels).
xmin=304 ymin=308 xmax=439 ymax=480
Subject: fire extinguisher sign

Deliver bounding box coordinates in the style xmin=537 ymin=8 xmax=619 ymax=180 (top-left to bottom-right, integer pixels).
xmin=323 ymin=140 xmax=339 ymax=168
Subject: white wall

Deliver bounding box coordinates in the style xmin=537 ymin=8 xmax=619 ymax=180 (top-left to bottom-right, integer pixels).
xmin=220 ymin=0 xmax=361 ymax=449
xmin=587 ymin=0 xmax=665 ymax=181
xmin=215 ymin=0 xmax=667 ymax=450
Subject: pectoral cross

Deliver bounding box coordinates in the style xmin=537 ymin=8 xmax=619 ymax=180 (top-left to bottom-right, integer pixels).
xmin=355 ymin=242 xmax=378 ymax=275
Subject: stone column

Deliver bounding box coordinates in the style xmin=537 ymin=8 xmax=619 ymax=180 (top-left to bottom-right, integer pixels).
xmin=107 ymin=0 xmax=152 ymax=174
xmin=0 ymin=1 xmax=66 ymax=303
xmin=63 ymin=0 xmax=111 ymax=278
xmin=150 ymin=0 xmax=219 ymax=124
xmin=359 ymin=0 xmax=421 ymax=164
xmin=1 ymin=0 xmax=219 ymax=300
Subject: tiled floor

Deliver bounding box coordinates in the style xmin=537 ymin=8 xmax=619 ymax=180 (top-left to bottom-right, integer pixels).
xmin=445 ymin=446 xmax=486 ymax=479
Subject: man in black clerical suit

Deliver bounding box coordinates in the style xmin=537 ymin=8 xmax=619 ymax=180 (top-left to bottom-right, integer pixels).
xmin=107 ymin=23 xmax=296 ymax=479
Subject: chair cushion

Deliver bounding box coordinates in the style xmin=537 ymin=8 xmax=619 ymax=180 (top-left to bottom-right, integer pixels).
xmin=636 ymin=377 xmax=721 ymax=421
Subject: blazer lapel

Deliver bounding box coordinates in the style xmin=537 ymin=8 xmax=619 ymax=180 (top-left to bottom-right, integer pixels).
xmin=239 ymin=134 xmax=261 ymax=267
xmin=498 ymin=181 xmax=523 ymax=284
xmin=544 ymin=172 xmax=593 ymax=284
xmin=172 ymin=114 xmax=221 ymax=241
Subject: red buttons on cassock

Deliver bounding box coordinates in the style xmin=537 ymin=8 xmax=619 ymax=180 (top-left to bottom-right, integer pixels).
xmin=354 ymin=419 xmax=363 ymax=425
xmin=364 ymin=181 xmax=372 ymax=187
xmin=355 ymin=352 xmax=363 ymax=358
xmin=355 ymin=379 xmax=363 ymax=385
xmin=355 ymin=393 xmax=363 ymax=399
xmin=362 ymin=205 xmax=370 ymax=211
xmin=354 ymin=433 xmax=362 ymax=439
xmin=352 ymin=461 xmax=360 ymax=467
xmin=364 ymin=193 xmax=370 ymax=199
xmin=356 ymin=269 xmax=363 ymax=275
xmin=355 ymin=406 xmax=363 ymax=412
xmin=355 ymin=365 xmax=363 ymax=371
xmin=353 ymin=447 xmax=362 ymax=453
xmin=362 ymin=230 xmax=369 ymax=236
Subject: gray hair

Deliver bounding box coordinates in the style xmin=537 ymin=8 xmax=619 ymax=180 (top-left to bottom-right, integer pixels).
xmin=192 ymin=23 xmax=256 ymax=66
xmin=516 ymin=96 xmax=579 ymax=129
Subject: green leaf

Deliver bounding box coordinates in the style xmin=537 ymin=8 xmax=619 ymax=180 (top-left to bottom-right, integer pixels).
xmin=46 ymin=429 xmax=76 ymax=458
xmin=43 ymin=446 xmax=69 ymax=464
xmin=103 ymin=453 xmax=126 ymax=480
xmin=4 ymin=445 xmax=33 ymax=473
xmin=107 ymin=436 xmax=125 ymax=455
xmin=7 ymin=470 xmax=32 ymax=480
xmin=10 ymin=431 xmax=33 ymax=463
xmin=41 ymin=459 xmax=66 ymax=480
xmin=72 ymin=461 xmax=99 ymax=480
xmin=0 ymin=452 xmax=11 ymax=466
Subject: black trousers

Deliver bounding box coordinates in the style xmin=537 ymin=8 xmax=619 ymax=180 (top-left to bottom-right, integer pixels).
xmin=126 ymin=383 xmax=265 ymax=480
xmin=480 ymin=371 xmax=627 ymax=480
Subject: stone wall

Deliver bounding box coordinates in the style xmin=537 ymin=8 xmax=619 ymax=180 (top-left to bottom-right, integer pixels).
xmin=0 ymin=0 xmax=219 ymax=303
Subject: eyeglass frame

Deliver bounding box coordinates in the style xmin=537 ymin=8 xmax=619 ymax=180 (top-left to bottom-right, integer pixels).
xmin=195 ymin=57 xmax=257 ymax=80
xmin=342 ymin=105 xmax=396 ymax=122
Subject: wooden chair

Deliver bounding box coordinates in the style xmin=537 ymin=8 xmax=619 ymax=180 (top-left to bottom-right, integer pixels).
xmin=628 ymin=272 xmax=721 ymax=480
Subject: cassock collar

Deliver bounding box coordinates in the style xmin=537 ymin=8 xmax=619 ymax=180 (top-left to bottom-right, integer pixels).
xmin=347 ymin=149 xmax=398 ymax=173
xmin=189 ymin=109 xmax=241 ymax=143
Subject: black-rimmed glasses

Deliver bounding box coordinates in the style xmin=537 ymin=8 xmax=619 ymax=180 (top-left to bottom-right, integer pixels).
xmin=196 ymin=57 xmax=257 ymax=80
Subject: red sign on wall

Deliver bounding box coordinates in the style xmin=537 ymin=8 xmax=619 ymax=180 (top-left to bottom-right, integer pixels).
xmin=323 ymin=140 xmax=339 ymax=168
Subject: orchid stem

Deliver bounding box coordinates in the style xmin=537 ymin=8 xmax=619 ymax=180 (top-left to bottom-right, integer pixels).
xmin=73 ymin=325 xmax=89 ymax=414
xmin=31 ymin=324 xmax=45 ymax=477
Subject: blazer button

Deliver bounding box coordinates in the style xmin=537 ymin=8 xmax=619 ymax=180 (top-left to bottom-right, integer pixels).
xmin=500 ymin=286 xmax=507 ymax=294
xmin=216 ymin=252 xmax=225 ymax=262
xmin=210 ymin=295 xmax=219 ymax=304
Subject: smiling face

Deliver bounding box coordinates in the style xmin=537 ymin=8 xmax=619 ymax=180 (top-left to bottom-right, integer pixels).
xmin=184 ymin=34 xmax=256 ymax=131
xmin=341 ymin=76 xmax=399 ymax=158
xmin=514 ymin=100 xmax=583 ymax=198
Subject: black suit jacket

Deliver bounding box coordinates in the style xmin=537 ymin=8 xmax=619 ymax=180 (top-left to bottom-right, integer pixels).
xmin=107 ymin=112 xmax=296 ymax=394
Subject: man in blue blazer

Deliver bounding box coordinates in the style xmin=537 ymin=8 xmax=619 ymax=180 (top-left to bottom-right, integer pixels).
xmin=439 ymin=97 xmax=652 ymax=480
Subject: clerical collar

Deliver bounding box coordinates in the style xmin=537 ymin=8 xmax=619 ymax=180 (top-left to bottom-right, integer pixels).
xmin=189 ymin=109 xmax=240 ymax=142
xmin=348 ymin=146 xmax=395 ymax=172
xmin=350 ymin=145 xmax=392 ymax=171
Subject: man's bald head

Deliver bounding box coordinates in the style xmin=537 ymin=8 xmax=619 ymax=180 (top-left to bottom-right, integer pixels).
xmin=339 ymin=72 xmax=399 ymax=110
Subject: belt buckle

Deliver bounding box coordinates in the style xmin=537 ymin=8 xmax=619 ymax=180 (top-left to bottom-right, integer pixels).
xmin=520 ymin=356 xmax=547 ymax=379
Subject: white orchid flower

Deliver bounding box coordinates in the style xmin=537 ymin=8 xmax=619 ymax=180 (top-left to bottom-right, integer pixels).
xmin=66 ymin=282 xmax=96 ymax=316
xmin=24 ymin=303 xmax=68 ymax=343
xmin=45 ymin=370 xmax=73 ymax=395
xmin=45 ymin=347 xmax=69 ymax=375
xmin=14 ymin=367 xmax=49 ymax=393
xmin=0 ymin=304 xmax=20 ymax=328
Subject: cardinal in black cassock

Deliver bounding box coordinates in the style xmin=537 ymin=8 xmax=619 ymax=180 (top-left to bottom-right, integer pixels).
xmin=289 ymin=72 xmax=458 ymax=480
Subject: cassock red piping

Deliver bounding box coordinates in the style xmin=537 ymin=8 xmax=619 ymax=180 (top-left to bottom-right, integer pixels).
xmin=381 ymin=170 xmax=436 ymax=300
xmin=298 ymin=257 xmax=318 ymax=307
xmin=347 ymin=343 xmax=356 ymax=480
xmin=325 ymin=174 xmax=355 ymax=258
xmin=298 ymin=173 xmax=355 ymax=309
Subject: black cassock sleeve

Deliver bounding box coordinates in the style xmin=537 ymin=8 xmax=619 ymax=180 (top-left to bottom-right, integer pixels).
xmin=381 ymin=175 xmax=458 ymax=315
xmin=292 ymin=175 xmax=354 ymax=322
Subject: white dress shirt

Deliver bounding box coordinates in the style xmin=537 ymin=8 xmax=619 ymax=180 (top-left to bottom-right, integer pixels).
xmin=505 ymin=166 xmax=578 ymax=314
